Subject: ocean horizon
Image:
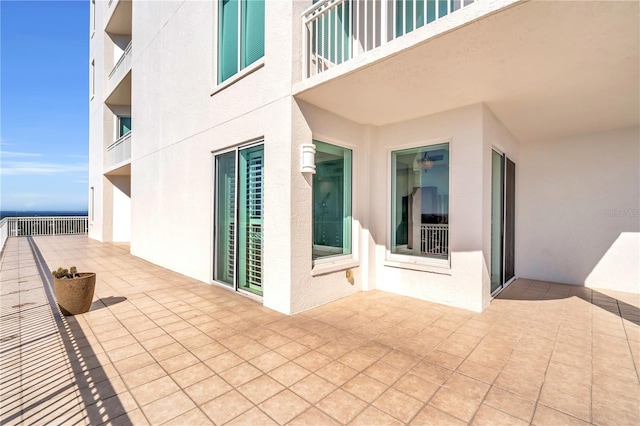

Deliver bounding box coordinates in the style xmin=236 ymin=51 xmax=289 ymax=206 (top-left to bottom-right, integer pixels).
xmin=1 ymin=211 xmax=89 ymax=220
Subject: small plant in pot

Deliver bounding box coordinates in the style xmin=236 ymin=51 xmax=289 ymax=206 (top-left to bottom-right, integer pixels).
xmin=52 ymin=266 xmax=96 ymax=316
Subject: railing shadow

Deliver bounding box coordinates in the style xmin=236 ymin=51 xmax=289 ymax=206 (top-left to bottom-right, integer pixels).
xmin=18 ymin=236 xmax=132 ymax=425
xmin=497 ymin=279 xmax=640 ymax=327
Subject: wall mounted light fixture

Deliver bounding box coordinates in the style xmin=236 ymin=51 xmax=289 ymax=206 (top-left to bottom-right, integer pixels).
xmin=301 ymin=144 xmax=316 ymax=174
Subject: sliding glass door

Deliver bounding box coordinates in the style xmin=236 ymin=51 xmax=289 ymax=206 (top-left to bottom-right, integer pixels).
xmin=491 ymin=149 xmax=515 ymax=295
xmin=214 ymin=144 xmax=264 ymax=296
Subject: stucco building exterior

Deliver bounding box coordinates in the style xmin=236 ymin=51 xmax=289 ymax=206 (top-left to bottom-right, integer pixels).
xmin=89 ymin=0 xmax=639 ymax=315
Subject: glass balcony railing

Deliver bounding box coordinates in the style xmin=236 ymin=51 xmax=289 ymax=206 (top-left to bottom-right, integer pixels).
xmin=106 ymin=131 xmax=131 ymax=169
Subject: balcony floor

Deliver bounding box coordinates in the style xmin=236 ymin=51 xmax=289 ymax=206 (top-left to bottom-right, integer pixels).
xmin=1 ymin=235 xmax=639 ymax=425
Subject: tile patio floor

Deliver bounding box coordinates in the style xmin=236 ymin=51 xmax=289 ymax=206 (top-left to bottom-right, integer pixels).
xmin=1 ymin=235 xmax=639 ymax=425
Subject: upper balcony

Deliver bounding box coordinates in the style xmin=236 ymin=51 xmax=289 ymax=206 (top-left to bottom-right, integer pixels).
xmin=293 ymin=0 xmax=639 ymax=143
xmin=107 ymin=40 xmax=132 ymax=98
xmin=300 ymin=0 xmax=479 ymax=80
xmin=105 ymin=130 xmax=131 ymax=175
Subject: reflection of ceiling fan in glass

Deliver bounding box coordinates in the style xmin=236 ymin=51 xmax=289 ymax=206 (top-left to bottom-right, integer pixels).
xmin=413 ymin=152 xmax=435 ymax=171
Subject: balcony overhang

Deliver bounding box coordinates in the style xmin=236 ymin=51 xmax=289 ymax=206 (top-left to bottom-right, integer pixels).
xmin=105 ymin=0 xmax=132 ymax=36
xmin=294 ymin=0 xmax=639 ymax=142
xmin=106 ymin=72 xmax=131 ymax=107
xmin=105 ymin=162 xmax=131 ymax=177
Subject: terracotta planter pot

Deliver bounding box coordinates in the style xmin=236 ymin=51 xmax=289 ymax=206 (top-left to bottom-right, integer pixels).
xmin=53 ymin=273 xmax=96 ymax=316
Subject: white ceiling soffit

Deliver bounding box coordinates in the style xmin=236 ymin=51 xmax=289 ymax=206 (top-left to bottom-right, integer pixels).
xmin=294 ymin=0 xmax=639 ymax=142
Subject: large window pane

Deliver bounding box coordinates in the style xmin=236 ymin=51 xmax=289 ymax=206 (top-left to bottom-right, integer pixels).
xmin=215 ymin=151 xmax=236 ymax=286
xmin=219 ymin=0 xmax=265 ymax=84
xmin=118 ymin=117 xmax=131 ymax=137
xmin=313 ymin=141 xmax=352 ymax=261
xmin=391 ymin=143 xmax=449 ymax=259
xmin=241 ymin=0 xmax=264 ymax=68
xmin=238 ymin=145 xmax=263 ymax=295
xmin=219 ymin=0 xmax=239 ymax=83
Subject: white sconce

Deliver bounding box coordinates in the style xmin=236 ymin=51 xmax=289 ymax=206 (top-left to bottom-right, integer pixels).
xmin=301 ymin=144 xmax=316 ymax=174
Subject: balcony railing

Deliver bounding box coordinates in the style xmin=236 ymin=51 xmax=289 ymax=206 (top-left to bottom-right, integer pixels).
xmin=303 ymin=0 xmax=475 ymax=78
xmin=108 ymin=41 xmax=132 ymax=83
xmin=0 ymin=217 xmax=89 ymax=251
xmin=420 ymin=223 xmax=448 ymax=255
xmin=106 ymin=131 xmax=132 ymax=169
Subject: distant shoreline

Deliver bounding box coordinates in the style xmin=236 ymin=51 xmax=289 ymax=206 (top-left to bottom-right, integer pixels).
xmin=1 ymin=211 xmax=89 ymax=220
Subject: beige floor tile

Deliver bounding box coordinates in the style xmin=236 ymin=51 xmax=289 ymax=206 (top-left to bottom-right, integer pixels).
xmin=161 ymin=407 xmax=214 ymax=425
xmin=316 ymin=360 xmax=359 ymax=386
xmin=531 ymin=404 xmax=590 ymax=426
xmin=274 ymin=341 xmax=311 ymax=359
xmin=393 ymin=373 xmax=440 ymax=402
xmin=131 ymin=376 xmax=180 ymax=406
xmin=201 ymin=390 xmax=253 ymax=425
xmin=237 ymin=374 xmax=285 ymax=404
xmin=364 ymin=360 xmax=405 ymax=385
xmin=429 ymin=387 xmax=482 ymax=423
xmin=218 ymin=361 xmax=262 ymax=387
xmin=259 ymin=389 xmax=310 ymax=425
xmin=139 ymin=390 xmax=195 ymax=424
xmin=113 ymin=352 xmax=157 ymax=375
xmin=472 ymin=404 xmax=529 ymax=425
xmin=290 ymin=373 xmax=336 ymax=404
xmin=349 ymin=406 xmax=404 ymax=426
xmin=372 ymin=388 xmax=424 ymax=423
xmin=483 ymin=386 xmax=535 ymax=422
xmin=538 ymin=382 xmax=591 ymax=422
xmin=493 ymin=370 xmax=542 ymax=401
xmin=317 ymin=389 xmax=368 ymax=424
xmin=149 ymin=342 xmax=187 ymax=362
xmin=410 ymin=361 xmax=453 ymax=386
xmin=289 ymin=407 xmax=341 ymax=426
xmin=169 ymin=362 xmax=215 ymax=388
xmin=203 ymin=350 xmax=244 ymax=373
xmin=338 ymin=350 xmax=378 ymax=370
xmin=455 ymin=359 xmax=500 ymax=384
xmin=442 ymin=373 xmax=490 ymax=401
xmin=410 ymin=404 xmax=467 ymax=425
xmin=356 ymin=341 xmax=392 ymax=359
xmin=234 ymin=341 xmax=270 ymax=360
xmin=342 ymin=373 xmax=389 ymax=403
xmin=122 ymin=364 xmax=167 ymax=389
xmin=249 ymin=350 xmax=289 ymax=373
xmin=226 ymin=407 xmax=277 ymax=426
xmin=268 ymin=361 xmax=311 ymax=387
xmin=294 ymin=350 xmax=333 ymax=372
xmin=184 ymin=375 xmax=232 ymax=405
xmin=158 ymin=351 xmax=199 ymax=374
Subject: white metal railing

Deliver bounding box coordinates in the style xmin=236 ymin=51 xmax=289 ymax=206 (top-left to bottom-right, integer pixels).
xmin=0 ymin=218 xmax=9 ymax=253
xmin=420 ymin=223 xmax=448 ymax=255
xmin=108 ymin=41 xmax=132 ymax=81
xmin=303 ymin=0 xmax=475 ymax=78
xmin=1 ymin=217 xmax=89 ymax=242
xmin=106 ymin=131 xmax=132 ymax=169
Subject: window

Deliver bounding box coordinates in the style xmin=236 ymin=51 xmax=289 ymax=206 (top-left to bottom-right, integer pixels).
xmin=118 ymin=116 xmax=131 ymax=138
xmin=313 ymin=141 xmax=352 ymax=261
xmin=90 ymin=59 xmax=95 ymax=98
xmin=214 ymin=143 xmax=264 ymax=296
xmin=91 ymin=0 xmax=96 ymax=35
xmin=391 ymin=142 xmax=449 ymax=261
xmin=90 ymin=187 xmax=95 ymax=222
xmin=218 ymin=0 xmax=265 ymax=83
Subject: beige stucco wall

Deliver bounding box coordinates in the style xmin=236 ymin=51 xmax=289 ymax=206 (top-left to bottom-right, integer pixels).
xmin=517 ymin=126 xmax=640 ymax=294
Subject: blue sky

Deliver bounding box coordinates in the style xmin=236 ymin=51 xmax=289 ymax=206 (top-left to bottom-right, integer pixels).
xmin=1 ymin=1 xmax=89 ymax=212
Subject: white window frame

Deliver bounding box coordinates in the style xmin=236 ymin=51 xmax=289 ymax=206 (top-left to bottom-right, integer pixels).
xmin=385 ymin=138 xmax=452 ymax=271
xmin=311 ymin=136 xmax=359 ymax=276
